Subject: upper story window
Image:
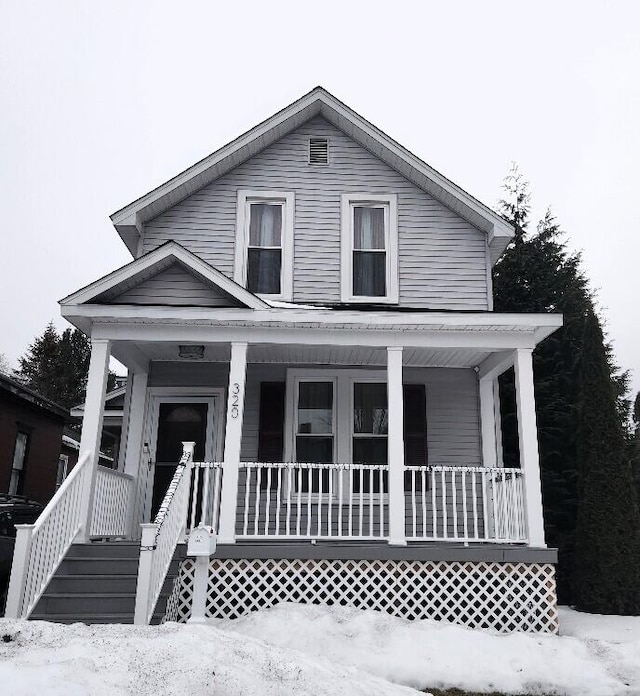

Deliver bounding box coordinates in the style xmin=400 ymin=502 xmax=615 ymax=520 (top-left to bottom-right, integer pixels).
xmin=341 ymin=193 xmax=398 ymax=304
xmin=235 ymin=189 xmax=294 ymax=300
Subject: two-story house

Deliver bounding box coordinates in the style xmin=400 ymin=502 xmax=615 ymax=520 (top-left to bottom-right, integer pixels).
xmin=6 ymin=88 xmax=561 ymax=633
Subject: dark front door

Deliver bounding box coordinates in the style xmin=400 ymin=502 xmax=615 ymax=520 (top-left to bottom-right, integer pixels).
xmin=150 ymin=402 xmax=209 ymax=520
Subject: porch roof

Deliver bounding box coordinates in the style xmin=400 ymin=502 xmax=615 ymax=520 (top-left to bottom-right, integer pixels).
xmin=61 ymin=300 xmax=562 ymax=374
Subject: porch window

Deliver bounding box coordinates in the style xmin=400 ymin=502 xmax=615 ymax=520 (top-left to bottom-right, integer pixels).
xmin=352 ymin=382 xmax=388 ymax=493
xmin=341 ymin=194 xmax=398 ymax=303
xmin=295 ymin=381 xmax=334 ymax=491
xmin=234 ymin=189 xmax=294 ymax=300
xmin=8 ymin=431 xmax=28 ymax=495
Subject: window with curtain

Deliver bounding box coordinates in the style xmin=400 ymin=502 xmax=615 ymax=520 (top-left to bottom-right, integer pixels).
xmin=352 ymin=205 xmax=387 ymax=297
xmin=352 ymin=382 xmax=388 ymax=492
xmin=247 ymin=202 xmax=283 ymax=295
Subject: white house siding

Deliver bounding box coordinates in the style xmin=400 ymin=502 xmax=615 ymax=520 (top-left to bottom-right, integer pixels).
xmin=111 ymin=264 xmax=238 ymax=307
xmin=142 ymin=117 xmax=490 ymax=310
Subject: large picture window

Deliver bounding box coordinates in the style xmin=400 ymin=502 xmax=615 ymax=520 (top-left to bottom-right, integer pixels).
xmin=341 ymin=194 xmax=398 ymax=303
xmin=235 ymin=190 xmax=294 ymax=300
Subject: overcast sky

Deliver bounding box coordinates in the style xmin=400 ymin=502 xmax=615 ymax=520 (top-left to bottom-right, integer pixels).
xmin=1 ymin=1 xmax=638 ymax=396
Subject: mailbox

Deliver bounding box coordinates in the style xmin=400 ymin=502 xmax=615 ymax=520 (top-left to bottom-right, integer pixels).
xmin=187 ymin=525 xmax=217 ymax=557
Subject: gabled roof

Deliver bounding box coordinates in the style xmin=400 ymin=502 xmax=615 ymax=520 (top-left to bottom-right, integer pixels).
xmin=59 ymin=241 xmax=269 ymax=310
xmin=110 ymin=87 xmax=514 ymax=262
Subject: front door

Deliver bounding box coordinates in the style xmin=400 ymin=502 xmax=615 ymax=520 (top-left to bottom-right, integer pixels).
xmin=147 ymin=396 xmax=219 ymax=520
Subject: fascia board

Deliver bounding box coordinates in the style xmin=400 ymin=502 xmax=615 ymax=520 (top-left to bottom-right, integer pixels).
xmin=62 ymin=301 xmax=563 ymax=334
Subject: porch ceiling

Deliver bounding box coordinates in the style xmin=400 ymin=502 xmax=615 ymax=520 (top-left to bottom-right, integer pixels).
xmin=117 ymin=340 xmax=494 ymax=369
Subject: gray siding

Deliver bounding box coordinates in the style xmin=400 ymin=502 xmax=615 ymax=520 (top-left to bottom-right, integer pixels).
xmin=146 ymin=363 xmax=481 ymax=466
xmin=112 ymin=263 xmax=237 ymax=307
xmin=143 ymin=117 xmax=490 ymax=310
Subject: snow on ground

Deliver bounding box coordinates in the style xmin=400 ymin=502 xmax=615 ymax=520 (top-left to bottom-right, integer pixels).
xmin=0 ymin=604 xmax=639 ymax=696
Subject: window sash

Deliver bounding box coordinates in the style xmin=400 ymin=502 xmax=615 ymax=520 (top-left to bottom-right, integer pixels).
xmin=351 ymin=204 xmax=388 ymax=298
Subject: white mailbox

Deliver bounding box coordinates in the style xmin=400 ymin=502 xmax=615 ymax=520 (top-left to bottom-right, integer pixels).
xmin=187 ymin=525 xmax=217 ymax=557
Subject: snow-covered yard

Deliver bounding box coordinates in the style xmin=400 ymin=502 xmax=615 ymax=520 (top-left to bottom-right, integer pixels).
xmin=1 ymin=604 xmax=639 ymax=696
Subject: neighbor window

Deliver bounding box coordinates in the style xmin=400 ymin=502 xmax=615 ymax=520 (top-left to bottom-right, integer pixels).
xmin=235 ymin=190 xmax=294 ymax=300
xmin=55 ymin=454 xmax=69 ymax=491
xmin=8 ymin=431 xmax=29 ymax=495
xmin=341 ymin=194 xmax=398 ymax=303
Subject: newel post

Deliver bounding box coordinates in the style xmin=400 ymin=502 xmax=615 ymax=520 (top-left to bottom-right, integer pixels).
xmin=514 ymin=348 xmax=546 ymax=547
xmin=4 ymin=524 xmax=35 ymax=618
xmin=387 ymin=346 xmax=407 ymax=545
xmin=218 ymin=342 xmax=249 ymax=544
xmin=134 ymin=522 xmax=158 ymax=625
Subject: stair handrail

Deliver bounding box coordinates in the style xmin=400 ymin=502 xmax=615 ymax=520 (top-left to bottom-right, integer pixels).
xmin=134 ymin=442 xmax=194 ymax=625
xmin=5 ymin=451 xmax=92 ymax=618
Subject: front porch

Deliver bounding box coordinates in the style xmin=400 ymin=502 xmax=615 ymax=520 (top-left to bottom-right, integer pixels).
xmin=6 ymin=306 xmax=562 ymax=631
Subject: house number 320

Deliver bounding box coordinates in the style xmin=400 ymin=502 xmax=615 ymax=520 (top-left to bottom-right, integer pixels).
xmin=230 ymin=383 xmax=240 ymax=419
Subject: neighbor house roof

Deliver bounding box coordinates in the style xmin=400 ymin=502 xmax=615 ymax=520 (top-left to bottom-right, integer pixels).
xmin=110 ymin=87 xmax=514 ymax=263
xmin=0 ymin=373 xmax=69 ymax=421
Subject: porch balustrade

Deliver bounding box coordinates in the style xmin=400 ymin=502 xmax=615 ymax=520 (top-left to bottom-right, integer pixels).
xmin=90 ymin=466 xmax=134 ymax=537
xmin=183 ymin=460 xmax=528 ymax=545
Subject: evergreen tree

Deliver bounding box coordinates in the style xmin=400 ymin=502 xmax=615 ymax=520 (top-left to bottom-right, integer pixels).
xmin=493 ymin=167 xmax=593 ymax=602
xmin=16 ymin=322 xmax=115 ymax=409
xmin=574 ymin=311 xmax=640 ymax=614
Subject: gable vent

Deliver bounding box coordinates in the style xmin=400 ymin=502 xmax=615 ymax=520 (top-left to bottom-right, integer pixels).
xmin=309 ymin=137 xmax=329 ymax=165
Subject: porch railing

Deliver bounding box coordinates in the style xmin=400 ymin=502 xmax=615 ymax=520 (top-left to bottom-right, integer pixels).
xmin=90 ymin=466 xmax=134 ymax=537
xmin=405 ymin=466 xmax=527 ymax=543
xmin=5 ymin=452 xmax=92 ymax=618
xmin=187 ymin=462 xmax=224 ymax=534
xmin=134 ymin=446 xmax=193 ymax=625
xmin=237 ymin=462 xmax=389 ymax=539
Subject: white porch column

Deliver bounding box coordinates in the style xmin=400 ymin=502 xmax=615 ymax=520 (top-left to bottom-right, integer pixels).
xmin=123 ymin=370 xmax=149 ymax=539
xmin=218 ymin=342 xmax=248 ymax=544
xmin=479 ymin=376 xmax=498 ymax=468
xmin=387 ymin=346 xmax=406 ymax=546
xmin=514 ymin=348 xmax=546 ymax=547
xmin=78 ymin=338 xmax=111 ymax=543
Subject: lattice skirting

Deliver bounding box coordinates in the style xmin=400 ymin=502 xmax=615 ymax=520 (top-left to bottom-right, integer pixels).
xmin=164 ymin=558 xmax=558 ymax=634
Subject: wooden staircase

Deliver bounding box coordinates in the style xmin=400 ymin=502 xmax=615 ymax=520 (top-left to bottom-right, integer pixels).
xmin=30 ymin=541 xmax=185 ymax=624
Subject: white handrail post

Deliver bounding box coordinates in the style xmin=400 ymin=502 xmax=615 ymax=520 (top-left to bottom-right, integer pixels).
xmin=78 ymin=338 xmax=111 ymax=543
xmin=218 ymin=342 xmax=248 ymax=544
xmin=387 ymin=346 xmax=407 ymax=545
xmin=4 ymin=524 xmax=34 ymax=618
xmin=514 ymin=348 xmax=546 ymax=547
xmin=134 ymin=523 xmax=158 ymax=625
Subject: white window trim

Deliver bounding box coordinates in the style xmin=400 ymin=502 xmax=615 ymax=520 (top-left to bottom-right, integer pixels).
xmin=234 ymin=189 xmax=294 ymax=301
xmin=340 ymin=193 xmax=399 ymax=304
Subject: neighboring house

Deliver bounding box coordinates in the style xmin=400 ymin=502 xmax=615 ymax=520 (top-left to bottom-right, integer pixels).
xmin=0 ymin=373 xmax=70 ymax=504
xmin=6 ymin=88 xmax=562 ymax=633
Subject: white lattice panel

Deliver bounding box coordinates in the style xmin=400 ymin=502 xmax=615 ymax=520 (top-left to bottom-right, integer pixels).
xmin=164 ymin=558 xmax=558 ymax=634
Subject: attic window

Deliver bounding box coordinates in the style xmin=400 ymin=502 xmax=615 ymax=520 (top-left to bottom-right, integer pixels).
xmin=309 ymin=137 xmax=328 ymax=165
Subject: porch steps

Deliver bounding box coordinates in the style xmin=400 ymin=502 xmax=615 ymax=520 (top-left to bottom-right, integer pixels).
xmin=30 ymin=541 xmax=186 ymax=625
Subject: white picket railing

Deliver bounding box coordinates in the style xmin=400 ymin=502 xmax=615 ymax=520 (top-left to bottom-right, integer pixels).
xmin=5 ymin=452 xmax=92 ymax=618
xmin=405 ymin=465 xmax=527 ymax=543
xmin=90 ymin=466 xmax=134 ymax=537
xmin=187 ymin=462 xmax=224 ymax=534
xmin=237 ymin=462 xmax=389 ymax=539
xmin=134 ymin=446 xmax=194 ymax=625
